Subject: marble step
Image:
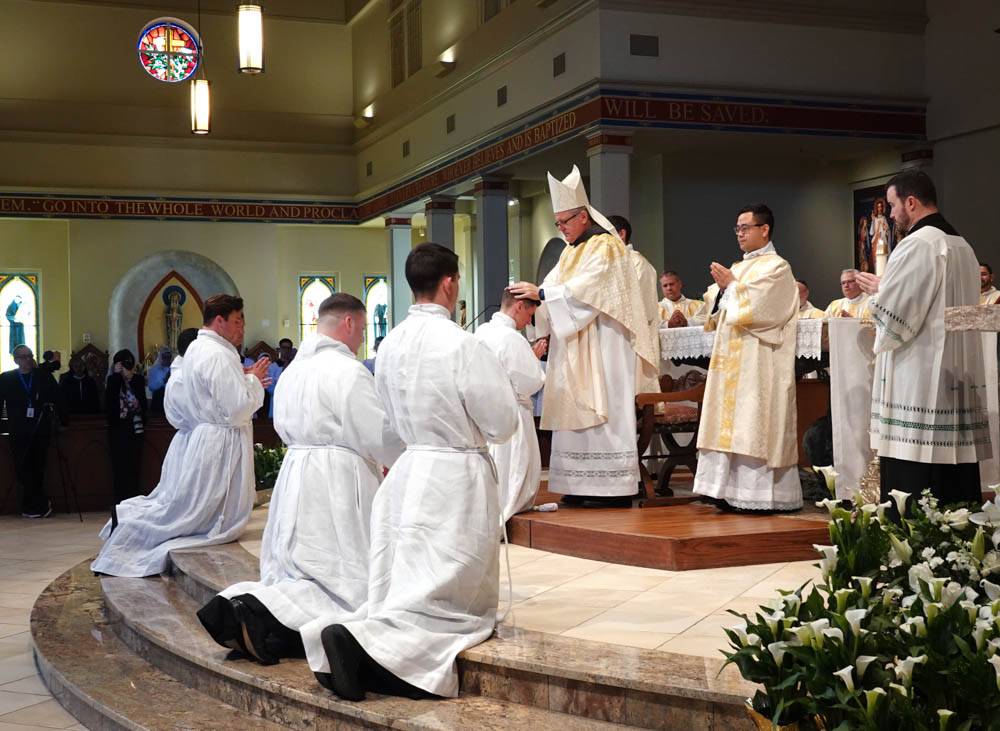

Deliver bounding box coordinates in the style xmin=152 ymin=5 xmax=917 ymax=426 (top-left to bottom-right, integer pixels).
xmin=169 ymin=543 xmax=756 ymax=729
xmin=30 ymin=563 xmax=290 ymax=731
xmin=101 ymin=574 xmax=626 ymax=730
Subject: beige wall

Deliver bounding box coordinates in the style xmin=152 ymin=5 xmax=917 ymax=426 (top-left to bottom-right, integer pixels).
xmin=0 ymin=217 xmax=389 ymax=360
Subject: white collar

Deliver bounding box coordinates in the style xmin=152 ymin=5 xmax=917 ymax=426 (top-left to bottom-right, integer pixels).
xmin=661 ymin=295 xmax=687 ymax=305
xmin=985 ymin=286 xmax=998 ymax=296
xmin=743 ymin=241 xmax=776 ymax=260
xmin=409 ymin=303 xmax=451 ymax=319
xmin=197 ymin=328 xmax=238 ymax=355
xmin=490 ymin=312 xmax=516 ymax=329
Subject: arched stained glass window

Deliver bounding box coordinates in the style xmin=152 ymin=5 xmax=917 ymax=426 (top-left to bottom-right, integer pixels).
xmin=299 ymin=275 xmax=337 ymax=343
xmin=137 ymin=18 xmax=201 ymax=83
xmin=363 ymin=275 xmax=389 ymax=359
xmin=0 ymin=273 xmax=40 ymax=373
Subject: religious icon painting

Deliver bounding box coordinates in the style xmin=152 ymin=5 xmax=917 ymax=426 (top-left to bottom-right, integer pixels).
xmin=299 ymin=275 xmax=337 ymax=342
xmin=853 ymin=183 xmax=898 ymax=274
xmin=0 ymin=272 xmax=40 ymax=373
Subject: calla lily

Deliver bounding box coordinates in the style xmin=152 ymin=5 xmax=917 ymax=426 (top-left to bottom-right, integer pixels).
xmin=728 ymin=623 xmax=761 ymax=647
xmin=925 ymin=576 xmax=947 ymax=601
xmin=793 ymin=624 xmax=814 ymax=645
xmin=960 ymin=600 xmax=978 ymax=623
xmin=992 ymin=528 xmax=1000 ymax=549
xmin=814 ymin=544 xmax=838 ymax=561
xmin=865 ymin=687 xmax=886 ymax=718
xmin=910 ymin=616 xmax=928 ymax=637
xmin=807 ymin=619 xmax=830 ymax=649
xmin=973 ymin=625 xmax=988 ymax=652
xmin=889 ymin=682 xmax=910 ymax=698
xmin=767 ymin=641 xmax=789 ymax=666
xmin=973 ymin=528 xmax=987 ymax=561
xmin=893 ymin=655 xmax=928 ymax=686
xmin=889 ymin=488 xmax=911 ymax=517
xmin=988 ymin=637 xmax=1000 ymax=657
xmin=782 ymin=593 xmax=801 ymax=617
xmin=938 ymin=709 xmax=955 ymax=731
xmin=853 ymin=576 xmax=873 ymax=601
xmin=982 ymin=579 xmax=1000 ymax=601
xmin=925 ymin=602 xmax=942 ymax=621
xmin=763 ymin=610 xmax=784 ymax=636
xmin=889 ymin=534 xmax=913 ymax=566
xmin=860 ymin=503 xmax=878 ymax=517
xmin=822 ymin=627 xmax=844 ymax=644
xmin=875 ymin=500 xmax=893 ymax=523
xmin=845 ymin=608 xmax=868 ymax=636
xmin=941 ymin=581 xmax=965 ymax=609
xmin=833 ymin=665 xmax=855 ymax=693
xmin=816 ymin=498 xmax=840 ymax=514
xmin=988 ymin=655 xmax=1000 ymax=691
xmin=815 ymin=465 xmax=838 ymax=496
xmin=908 ymin=563 xmax=935 ymax=593
xmin=883 ymin=587 xmax=904 ymax=607
xmin=834 ymin=588 xmax=853 ymax=614
xmin=855 ymin=655 xmax=877 ymax=678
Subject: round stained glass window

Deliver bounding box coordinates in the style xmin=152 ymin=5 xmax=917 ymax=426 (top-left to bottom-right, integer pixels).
xmin=137 ymin=18 xmax=201 ymax=83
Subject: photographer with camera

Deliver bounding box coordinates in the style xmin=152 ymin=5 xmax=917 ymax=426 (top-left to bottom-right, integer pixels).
xmin=0 ymin=344 xmax=64 ymax=518
xmin=105 ymin=349 xmax=147 ymax=504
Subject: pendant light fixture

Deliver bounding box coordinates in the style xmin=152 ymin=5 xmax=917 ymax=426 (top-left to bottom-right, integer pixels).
xmin=190 ymin=0 xmax=211 ymax=134
xmin=237 ymin=3 xmax=264 ymax=73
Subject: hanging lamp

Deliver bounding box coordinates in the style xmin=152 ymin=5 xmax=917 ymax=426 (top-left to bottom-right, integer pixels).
xmin=190 ymin=0 xmax=211 ymax=134
xmin=237 ymin=3 xmax=264 ymax=73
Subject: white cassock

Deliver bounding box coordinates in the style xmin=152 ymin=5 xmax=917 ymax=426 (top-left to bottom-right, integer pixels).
xmin=219 ymin=333 xmax=404 ymax=672
xmin=97 ymin=354 xmax=193 ymax=539
xmin=339 ymin=303 xmax=518 ymax=697
xmin=869 ymin=217 xmax=991 ymax=467
xmin=91 ymin=329 xmax=264 ymax=577
xmin=475 ymin=312 xmax=545 ymax=520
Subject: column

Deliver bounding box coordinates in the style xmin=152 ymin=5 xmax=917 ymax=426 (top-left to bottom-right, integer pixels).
xmin=385 ymin=216 xmax=412 ymax=327
xmin=585 ymin=130 xmax=633 ymax=220
xmin=472 ymin=178 xmax=510 ymax=329
xmin=424 ymin=195 xmax=456 ymax=250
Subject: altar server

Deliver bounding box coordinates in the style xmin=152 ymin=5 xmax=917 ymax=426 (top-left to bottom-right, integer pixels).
xmin=198 ymin=293 xmax=404 ymax=665
xmin=98 ymin=327 xmax=199 ymax=539
xmin=314 ymin=242 xmax=518 ymax=701
xmin=693 ymin=204 xmax=802 ymax=512
xmin=476 ymin=289 xmax=546 ymax=521
xmin=856 ymin=171 xmax=989 ymax=509
xmin=508 ymin=166 xmax=658 ymax=506
xmin=91 ymin=295 xmax=269 ymax=577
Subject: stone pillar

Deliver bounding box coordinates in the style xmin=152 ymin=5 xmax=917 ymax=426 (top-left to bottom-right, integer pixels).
xmin=586 ymin=130 xmax=633 ymax=220
xmin=425 ymin=195 xmax=456 ymax=250
xmin=472 ymin=178 xmax=510 ymax=329
xmin=385 ymin=217 xmax=412 ymax=327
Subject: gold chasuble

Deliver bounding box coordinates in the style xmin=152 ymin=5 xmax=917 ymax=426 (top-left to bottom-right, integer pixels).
xmin=697 ymin=248 xmax=799 ymax=468
xmin=539 ymin=233 xmax=659 ymax=431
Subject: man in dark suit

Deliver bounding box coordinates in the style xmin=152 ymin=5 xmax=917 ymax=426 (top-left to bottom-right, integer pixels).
xmin=0 ymin=345 xmax=65 ymax=517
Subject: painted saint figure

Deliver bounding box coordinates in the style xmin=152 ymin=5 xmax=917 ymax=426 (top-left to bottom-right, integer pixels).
xmin=6 ymin=295 xmax=25 ymax=355
xmin=164 ymin=287 xmax=185 ymax=354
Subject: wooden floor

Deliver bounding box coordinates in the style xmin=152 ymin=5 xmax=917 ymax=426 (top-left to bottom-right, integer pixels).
xmin=509 ymin=476 xmax=830 ymax=571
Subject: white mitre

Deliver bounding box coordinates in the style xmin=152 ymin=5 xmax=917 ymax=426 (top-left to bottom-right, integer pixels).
xmin=546 ymin=165 xmax=622 ymax=245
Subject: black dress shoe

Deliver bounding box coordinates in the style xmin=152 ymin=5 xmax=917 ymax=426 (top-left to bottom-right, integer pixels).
xmin=231 ymin=598 xmax=279 ymax=666
xmin=196 ymin=595 xmax=248 ymax=655
xmin=319 ymin=625 xmax=366 ymax=701
xmin=560 ymin=495 xmax=585 ymax=506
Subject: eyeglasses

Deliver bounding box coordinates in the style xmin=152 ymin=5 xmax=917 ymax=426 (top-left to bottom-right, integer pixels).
xmin=554 ymin=210 xmax=584 ymax=229
xmin=733 ymin=224 xmax=764 ymax=236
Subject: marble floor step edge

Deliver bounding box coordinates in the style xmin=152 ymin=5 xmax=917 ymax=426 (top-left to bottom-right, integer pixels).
xmin=100 ymin=572 xmax=627 ymax=730
xmin=30 ymin=563 xmax=291 ymax=731
xmin=170 ymin=541 xmax=756 ymax=728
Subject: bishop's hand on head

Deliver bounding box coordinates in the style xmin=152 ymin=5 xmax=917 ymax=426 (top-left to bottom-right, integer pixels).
xmin=507 ymin=281 xmax=541 ymax=302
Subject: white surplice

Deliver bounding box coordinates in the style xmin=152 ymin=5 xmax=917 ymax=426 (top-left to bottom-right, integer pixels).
xmin=869 ymin=220 xmax=991 ymax=465
xmin=91 ymin=329 xmax=264 ymax=577
xmin=219 ymin=334 xmax=404 ymax=672
xmin=339 ymin=304 xmax=518 ymax=697
xmin=475 ymin=312 xmax=545 ymax=520
xmin=97 ymin=354 xmax=193 ymax=539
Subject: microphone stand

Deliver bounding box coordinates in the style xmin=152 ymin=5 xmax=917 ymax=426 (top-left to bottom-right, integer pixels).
xmin=463 ymin=304 xmax=498 ymax=330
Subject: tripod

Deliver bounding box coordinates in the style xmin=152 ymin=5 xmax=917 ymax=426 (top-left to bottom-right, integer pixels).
xmin=0 ymin=403 xmax=83 ymax=522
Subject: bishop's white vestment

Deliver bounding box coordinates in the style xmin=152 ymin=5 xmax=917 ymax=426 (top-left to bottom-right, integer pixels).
xmin=798 ymin=301 xmax=826 ymax=320
xmin=659 ymin=296 xmax=705 ymax=323
xmin=91 ymin=329 xmax=264 ymax=577
xmin=825 ymin=293 xmax=870 ymax=318
xmin=97 ymin=354 xmax=193 ymax=539
xmin=536 ymin=231 xmax=659 ymax=497
xmin=693 ymin=243 xmax=802 ymax=511
xmin=981 ymin=286 xmax=1000 ymax=306
xmin=338 ymin=304 xmax=518 ymax=697
xmin=217 ymin=334 xmax=404 ymax=672
xmin=869 ymin=216 xmax=990 ymax=469
xmin=476 ymin=312 xmax=545 ymax=521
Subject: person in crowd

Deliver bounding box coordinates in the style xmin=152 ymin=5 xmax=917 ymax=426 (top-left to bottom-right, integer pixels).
xmin=980 ymin=263 xmax=1000 ymax=304
xmin=105 ymin=349 xmax=147 ymax=504
xmin=91 ymin=295 xmax=270 ymax=577
xmin=199 ymin=294 xmax=404 ymax=667
xmin=39 ymin=350 xmax=61 ymax=375
xmin=796 ymin=279 xmax=826 ymax=319
xmin=658 ymin=271 xmax=706 ymax=328
xmin=825 ymin=269 xmax=870 ymax=318
xmin=693 ymin=204 xmax=802 ymax=513
xmin=856 ymin=170 xmax=988 ymax=513
xmin=0 ymin=345 xmax=64 ymax=518
xmin=59 ymin=355 xmax=100 ymax=414
xmin=313 ymin=243 xmax=518 ymax=701
xmin=146 ymin=346 xmax=172 ymax=414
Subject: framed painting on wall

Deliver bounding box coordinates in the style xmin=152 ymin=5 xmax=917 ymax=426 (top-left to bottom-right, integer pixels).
xmin=853 ymin=183 xmax=898 ymax=274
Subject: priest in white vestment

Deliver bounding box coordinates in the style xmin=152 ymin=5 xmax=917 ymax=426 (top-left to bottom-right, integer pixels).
xmin=693 ymin=204 xmax=802 ymax=512
xmin=856 ymin=171 xmax=989 ymax=512
xmin=796 ymin=280 xmax=826 ymax=320
xmin=825 ymin=269 xmax=871 ymax=318
xmin=198 ymin=294 xmax=404 ymax=666
xmin=509 ymin=166 xmax=658 ymax=505
xmin=314 ymin=243 xmax=519 ymax=701
xmin=980 ymin=264 xmax=1000 ymax=305
xmin=91 ymin=295 xmax=270 ymax=577
xmin=98 ymin=327 xmax=200 ymax=539
xmin=476 ymin=289 xmax=546 ymax=521
xmin=659 ymin=271 xmax=706 ymax=327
